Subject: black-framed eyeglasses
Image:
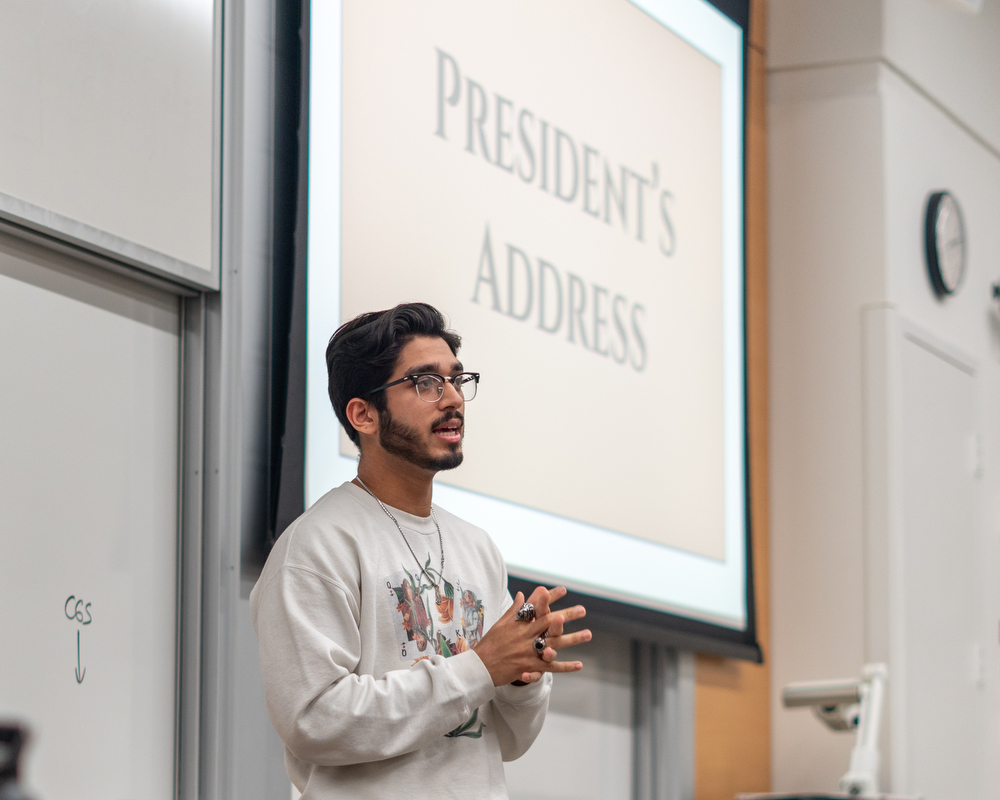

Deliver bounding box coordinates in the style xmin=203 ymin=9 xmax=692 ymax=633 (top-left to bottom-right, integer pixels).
xmin=367 ymin=372 xmax=480 ymax=403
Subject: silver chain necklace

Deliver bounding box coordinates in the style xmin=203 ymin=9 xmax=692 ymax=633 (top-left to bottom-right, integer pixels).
xmin=355 ymin=475 xmax=445 ymax=591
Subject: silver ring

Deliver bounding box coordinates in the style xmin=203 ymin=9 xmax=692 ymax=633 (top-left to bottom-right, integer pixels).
xmin=533 ymin=635 xmax=547 ymax=656
xmin=515 ymin=602 xmax=535 ymax=622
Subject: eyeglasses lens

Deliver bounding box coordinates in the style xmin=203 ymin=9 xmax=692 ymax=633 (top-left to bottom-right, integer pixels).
xmin=413 ymin=375 xmax=443 ymax=402
xmin=456 ymin=374 xmax=477 ymax=401
xmin=412 ymin=374 xmax=477 ymax=402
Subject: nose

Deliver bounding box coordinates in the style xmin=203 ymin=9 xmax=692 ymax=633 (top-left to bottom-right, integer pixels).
xmin=439 ymin=378 xmax=464 ymax=408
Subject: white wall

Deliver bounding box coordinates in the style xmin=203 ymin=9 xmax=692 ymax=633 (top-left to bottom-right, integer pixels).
xmin=0 ymin=234 xmax=180 ymax=800
xmin=880 ymin=62 xmax=1000 ymax=799
xmin=769 ymin=0 xmax=1000 ymax=796
xmin=769 ymin=0 xmax=881 ymax=66
xmin=0 ymin=0 xmax=215 ymax=273
xmin=884 ymin=0 xmax=1000 ymax=154
xmin=768 ymin=59 xmax=887 ymax=792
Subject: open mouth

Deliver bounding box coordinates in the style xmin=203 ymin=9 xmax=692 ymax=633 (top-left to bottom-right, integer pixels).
xmin=432 ymin=415 xmax=463 ymax=443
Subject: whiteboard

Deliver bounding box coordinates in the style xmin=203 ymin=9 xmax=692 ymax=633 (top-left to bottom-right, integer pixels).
xmin=0 ymin=233 xmax=180 ymax=800
xmin=0 ymin=0 xmax=216 ymax=284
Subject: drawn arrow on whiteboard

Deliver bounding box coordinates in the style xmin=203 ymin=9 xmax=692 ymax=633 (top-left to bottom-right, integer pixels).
xmin=75 ymin=629 xmax=86 ymax=684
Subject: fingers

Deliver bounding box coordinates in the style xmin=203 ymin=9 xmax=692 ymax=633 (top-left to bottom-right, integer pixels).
xmin=545 ymin=606 xmax=587 ymax=636
xmin=525 ymin=585 xmax=551 ymax=618
xmin=527 ymin=584 xmax=567 ymax=618
xmin=545 ymin=659 xmax=584 ymax=674
xmin=545 ymin=629 xmax=592 ymax=652
xmin=502 ymin=588 xmax=590 ymax=683
xmin=519 ymin=655 xmax=583 ymax=681
xmin=540 ymin=604 xmax=587 ymax=638
xmin=519 ymin=585 xmax=576 ymax=628
xmin=482 ymin=588 xmax=592 ymax=686
xmin=506 ymin=591 xmax=524 ymax=621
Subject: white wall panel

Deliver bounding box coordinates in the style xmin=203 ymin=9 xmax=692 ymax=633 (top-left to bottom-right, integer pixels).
xmin=882 ymin=67 xmax=1000 ymax=346
xmin=898 ymin=333 xmax=982 ymax=800
xmin=767 ymin=0 xmax=881 ymax=69
xmin=884 ymin=0 xmax=1000 ymax=155
xmin=0 ymin=0 xmax=215 ymax=276
xmin=0 ymin=232 xmax=180 ymax=800
xmin=880 ymin=67 xmax=1000 ymax=800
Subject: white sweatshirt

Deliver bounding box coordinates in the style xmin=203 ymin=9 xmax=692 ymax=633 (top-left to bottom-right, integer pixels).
xmin=249 ymin=481 xmax=551 ymax=799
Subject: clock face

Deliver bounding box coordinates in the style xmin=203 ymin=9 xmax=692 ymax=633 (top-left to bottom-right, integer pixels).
xmin=925 ymin=191 xmax=967 ymax=297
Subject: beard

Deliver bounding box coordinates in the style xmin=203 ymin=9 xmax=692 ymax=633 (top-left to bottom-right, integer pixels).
xmin=378 ymin=407 xmax=464 ymax=472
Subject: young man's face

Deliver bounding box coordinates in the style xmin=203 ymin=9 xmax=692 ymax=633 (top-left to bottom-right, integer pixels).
xmin=376 ymin=335 xmax=466 ymax=473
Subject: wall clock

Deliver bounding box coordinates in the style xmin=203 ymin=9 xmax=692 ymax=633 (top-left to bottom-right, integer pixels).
xmin=924 ymin=190 xmax=967 ymax=297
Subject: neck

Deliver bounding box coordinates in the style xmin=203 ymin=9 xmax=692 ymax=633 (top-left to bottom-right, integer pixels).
xmin=355 ymin=455 xmax=434 ymax=516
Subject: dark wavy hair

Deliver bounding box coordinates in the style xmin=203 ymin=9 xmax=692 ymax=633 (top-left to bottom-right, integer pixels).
xmin=326 ymin=303 xmax=462 ymax=447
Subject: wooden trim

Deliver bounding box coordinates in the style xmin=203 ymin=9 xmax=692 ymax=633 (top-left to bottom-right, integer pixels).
xmin=694 ymin=1 xmax=770 ymax=797
xmin=749 ymin=0 xmax=767 ymax=53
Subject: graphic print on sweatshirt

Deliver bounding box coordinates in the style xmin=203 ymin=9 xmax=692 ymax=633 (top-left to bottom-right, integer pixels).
xmin=384 ymin=560 xmax=485 ymax=663
xmin=384 ymin=560 xmax=488 ymax=739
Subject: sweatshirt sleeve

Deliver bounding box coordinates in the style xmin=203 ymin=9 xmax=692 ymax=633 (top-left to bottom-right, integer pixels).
xmin=491 ymin=674 xmax=552 ymax=761
xmin=486 ymin=579 xmax=552 ymax=761
xmin=253 ymin=564 xmax=497 ymax=767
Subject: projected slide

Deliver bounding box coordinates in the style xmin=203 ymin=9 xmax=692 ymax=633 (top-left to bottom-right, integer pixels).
xmin=308 ymin=0 xmax=749 ymax=632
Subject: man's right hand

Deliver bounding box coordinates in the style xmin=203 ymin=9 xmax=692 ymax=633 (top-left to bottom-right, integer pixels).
xmin=473 ymin=586 xmax=591 ymax=687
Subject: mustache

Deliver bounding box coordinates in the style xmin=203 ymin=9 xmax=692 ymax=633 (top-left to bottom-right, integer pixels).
xmin=431 ymin=410 xmax=464 ymax=429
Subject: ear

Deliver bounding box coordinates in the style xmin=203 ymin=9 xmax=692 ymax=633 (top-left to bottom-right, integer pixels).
xmin=345 ymin=397 xmax=379 ymax=438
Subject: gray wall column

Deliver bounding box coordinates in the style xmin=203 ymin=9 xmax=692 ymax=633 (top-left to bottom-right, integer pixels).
xmin=632 ymin=643 xmax=695 ymax=800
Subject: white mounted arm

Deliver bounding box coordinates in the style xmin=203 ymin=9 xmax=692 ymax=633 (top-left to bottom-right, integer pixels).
xmin=782 ymin=662 xmax=889 ymax=796
xmin=839 ymin=663 xmax=888 ymax=795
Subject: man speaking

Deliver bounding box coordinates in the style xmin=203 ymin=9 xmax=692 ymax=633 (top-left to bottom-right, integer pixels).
xmin=251 ymin=302 xmax=591 ymax=798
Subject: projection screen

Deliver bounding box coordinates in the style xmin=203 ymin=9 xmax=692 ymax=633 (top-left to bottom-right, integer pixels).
xmin=306 ymin=0 xmax=757 ymax=656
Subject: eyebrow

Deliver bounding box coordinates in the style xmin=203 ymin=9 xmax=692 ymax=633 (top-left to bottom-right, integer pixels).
xmin=405 ymin=360 xmax=464 ymax=376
